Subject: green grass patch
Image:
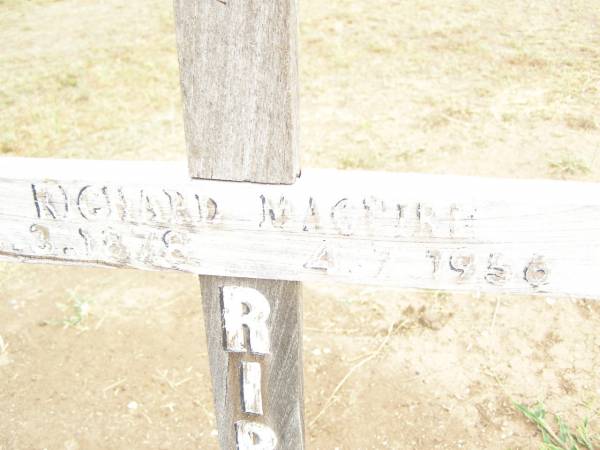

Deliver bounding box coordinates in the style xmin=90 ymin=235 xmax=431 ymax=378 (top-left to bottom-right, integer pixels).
xmin=44 ymin=290 xmax=95 ymax=329
xmin=549 ymin=154 xmax=592 ymax=178
xmin=516 ymin=402 xmax=599 ymax=450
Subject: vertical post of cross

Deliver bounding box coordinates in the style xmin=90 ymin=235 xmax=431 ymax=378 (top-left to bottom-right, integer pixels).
xmin=173 ymin=0 xmax=304 ymax=449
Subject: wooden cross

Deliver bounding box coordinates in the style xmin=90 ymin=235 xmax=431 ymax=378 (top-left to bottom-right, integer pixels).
xmin=1 ymin=1 xmax=600 ymax=449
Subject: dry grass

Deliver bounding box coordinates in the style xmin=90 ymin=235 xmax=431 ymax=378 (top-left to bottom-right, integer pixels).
xmin=1 ymin=0 xmax=600 ymax=448
xmin=0 ymin=0 xmax=598 ymax=179
xmin=0 ymin=0 xmax=183 ymax=161
xmin=299 ymin=0 xmax=600 ymax=178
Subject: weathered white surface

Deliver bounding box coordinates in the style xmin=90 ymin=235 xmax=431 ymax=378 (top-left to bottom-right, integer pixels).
xmin=2 ymin=157 xmax=600 ymax=298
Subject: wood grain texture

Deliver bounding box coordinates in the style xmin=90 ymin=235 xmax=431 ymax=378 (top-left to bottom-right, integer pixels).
xmin=2 ymin=158 xmax=600 ymax=298
xmin=173 ymin=0 xmax=300 ymax=184
xmin=173 ymin=2 xmax=303 ymax=445
xmin=200 ymin=276 xmax=304 ymax=449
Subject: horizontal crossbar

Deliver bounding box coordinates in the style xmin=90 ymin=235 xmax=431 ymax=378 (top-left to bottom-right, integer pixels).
xmin=1 ymin=157 xmax=599 ymax=298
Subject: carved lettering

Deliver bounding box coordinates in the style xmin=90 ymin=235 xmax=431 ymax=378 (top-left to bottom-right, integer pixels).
xmin=113 ymin=188 xmax=129 ymax=222
xmin=394 ymin=204 xmax=409 ymax=238
xmin=27 ymin=182 xmax=484 ymax=240
xmin=362 ymin=196 xmax=386 ymax=236
xmin=303 ymin=197 xmax=320 ymax=232
xmin=449 ymin=251 xmax=475 ymax=281
xmin=524 ymin=255 xmax=550 ymax=288
xmin=303 ymin=242 xmax=334 ymax=271
xmin=206 ymin=198 xmax=218 ymax=221
xmin=451 ymin=205 xmax=477 ymax=238
xmin=241 ymin=361 xmax=263 ymax=415
xmin=235 ymin=421 xmax=277 ymax=450
xmin=426 ymin=250 xmax=551 ymax=291
xmin=78 ymin=227 xmax=93 ymax=254
xmin=31 ymin=183 xmax=69 ymax=220
xmin=164 ymin=190 xmax=192 ymax=224
xmin=28 ymin=183 xmax=222 ymax=226
xmin=260 ymin=195 xmax=291 ymax=229
xmin=140 ymin=189 xmax=169 ymax=223
xmin=449 ymin=204 xmax=459 ymax=236
xmin=416 ymin=203 xmax=434 ymax=236
xmin=221 ymin=286 xmax=270 ymax=354
xmin=195 ymin=195 xmax=218 ymax=222
xmin=331 ymin=198 xmax=355 ymax=236
xmin=101 ymin=228 xmax=129 ymax=262
xmin=77 ymin=185 xmax=111 ymax=220
xmin=131 ymin=229 xmax=158 ymax=263
xmin=29 ymin=224 xmax=52 ymax=252
xmin=161 ymin=230 xmax=188 ymax=262
xmin=427 ymin=249 xmax=442 ymax=277
xmin=485 ymin=253 xmax=511 ymax=286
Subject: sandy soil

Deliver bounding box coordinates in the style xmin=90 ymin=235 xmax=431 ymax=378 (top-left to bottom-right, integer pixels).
xmin=1 ymin=0 xmax=599 ymax=449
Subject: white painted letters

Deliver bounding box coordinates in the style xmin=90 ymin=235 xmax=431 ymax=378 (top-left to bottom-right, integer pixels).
xmin=235 ymin=421 xmax=277 ymax=450
xmin=241 ymin=361 xmax=264 ymax=415
xmin=221 ymin=286 xmax=271 ymax=355
xmin=220 ymin=286 xmax=277 ymax=447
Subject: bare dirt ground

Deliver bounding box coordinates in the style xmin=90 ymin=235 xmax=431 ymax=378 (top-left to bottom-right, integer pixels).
xmin=1 ymin=0 xmax=599 ymax=449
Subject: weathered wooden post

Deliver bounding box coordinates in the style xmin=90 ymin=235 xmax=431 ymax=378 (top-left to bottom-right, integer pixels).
xmin=4 ymin=3 xmax=600 ymax=447
xmin=173 ymin=1 xmax=304 ymax=448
